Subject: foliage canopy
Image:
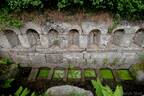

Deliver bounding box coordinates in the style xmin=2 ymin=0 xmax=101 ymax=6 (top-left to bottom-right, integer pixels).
xmin=0 ymin=0 xmax=144 ymax=29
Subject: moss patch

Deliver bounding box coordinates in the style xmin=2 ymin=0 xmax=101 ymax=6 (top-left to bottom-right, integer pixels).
xmin=38 ymin=69 xmax=49 ymax=78
xmin=68 ymin=70 xmax=81 ymax=79
xmin=100 ymin=69 xmax=113 ymax=79
xmin=53 ymin=70 xmax=64 ymax=79
xmin=84 ymin=70 xmax=96 ymax=78
xmin=117 ymin=70 xmax=133 ymax=80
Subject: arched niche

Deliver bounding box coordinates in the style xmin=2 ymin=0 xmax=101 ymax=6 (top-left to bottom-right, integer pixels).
xmin=134 ymin=29 xmax=144 ymax=47
xmin=48 ymin=29 xmax=60 ymax=48
xmin=68 ymin=29 xmax=79 ymax=48
xmin=112 ymin=29 xmax=125 ymax=46
xmin=88 ymin=29 xmax=101 ymax=48
xmin=26 ymin=29 xmax=40 ymax=47
xmin=4 ymin=30 xmax=20 ymax=48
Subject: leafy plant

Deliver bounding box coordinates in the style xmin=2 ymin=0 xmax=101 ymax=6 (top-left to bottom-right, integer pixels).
xmin=15 ymin=86 xmax=23 ymax=96
xmin=57 ymin=0 xmax=83 ymax=11
xmin=108 ymin=19 xmax=120 ymax=33
xmin=0 ymin=58 xmax=13 ymax=65
xmin=38 ymin=69 xmax=49 ymax=78
xmin=100 ymin=69 xmax=113 ymax=79
xmin=91 ymin=79 xmax=123 ymax=96
xmin=103 ymin=58 xmax=109 ymax=66
xmin=53 ymin=70 xmax=64 ymax=79
xmin=1 ymin=78 xmax=14 ymax=88
xmin=21 ymin=88 xmax=30 ymax=96
xmin=84 ymin=69 xmax=96 ymax=78
xmin=0 ymin=9 xmax=23 ymax=30
xmin=117 ymin=70 xmax=133 ymax=80
xmin=111 ymin=58 xmax=119 ymax=67
xmin=15 ymin=86 xmax=37 ymax=96
xmin=68 ymin=70 xmax=81 ymax=79
xmin=7 ymin=0 xmax=43 ymax=11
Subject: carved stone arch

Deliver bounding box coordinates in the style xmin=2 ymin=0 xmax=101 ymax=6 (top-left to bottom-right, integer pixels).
xmin=88 ymin=29 xmax=101 ymax=48
xmin=112 ymin=29 xmax=125 ymax=46
xmin=4 ymin=30 xmax=21 ymax=48
xmin=48 ymin=29 xmax=60 ymax=48
xmin=134 ymin=29 xmax=144 ymax=47
xmin=68 ymin=29 xmax=79 ymax=48
xmin=26 ymin=29 xmax=41 ymax=47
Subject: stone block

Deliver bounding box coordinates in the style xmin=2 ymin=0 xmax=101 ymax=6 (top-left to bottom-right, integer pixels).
xmin=29 ymin=53 xmax=46 ymax=67
xmin=46 ymin=53 xmax=63 ymax=67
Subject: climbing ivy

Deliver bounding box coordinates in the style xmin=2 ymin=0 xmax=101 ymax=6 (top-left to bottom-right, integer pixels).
xmin=7 ymin=0 xmax=43 ymax=11
xmin=0 ymin=9 xmax=22 ymax=30
xmin=0 ymin=0 xmax=144 ymax=29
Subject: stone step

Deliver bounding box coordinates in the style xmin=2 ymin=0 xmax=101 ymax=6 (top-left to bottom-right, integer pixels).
xmin=27 ymin=67 xmax=134 ymax=82
xmin=28 ymin=67 xmax=39 ymax=81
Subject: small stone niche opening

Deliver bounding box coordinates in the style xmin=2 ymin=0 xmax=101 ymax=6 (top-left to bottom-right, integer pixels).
xmin=134 ymin=29 xmax=144 ymax=47
xmin=48 ymin=29 xmax=60 ymax=48
xmin=112 ymin=29 xmax=125 ymax=46
xmin=4 ymin=30 xmax=20 ymax=48
xmin=68 ymin=29 xmax=79 ymax=49
xmin=26 ymin=29 xmax=41 ymax=47
xmin=88 ymin=29 xmax=101 ymax=48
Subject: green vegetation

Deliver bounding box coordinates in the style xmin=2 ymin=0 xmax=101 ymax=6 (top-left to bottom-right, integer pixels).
xmin=1 ymin=78 xmax=14 ymax=88
xmin=0 ymin=58 xmax=14 ymax=75
xmin=84 ymin=69 xmax=96 ymax=78
xmin=0 ymin=0 xmax=143 ymax=30
xmin=0 ymin=9 xmax=23 ymax=30
xmin=15 ymin=86 xmax=38 ymax=96
xmin=38 ymin=69 xmax=49 ymax=78
xmin=57 ymin=0 xmax=144 ymax=20
xmin=68 ymin=70 xmax=81 ymax=79
xmin=100 ymin=69 xmax=113 ymax=79
xmin=53 ymin=70 xmax=64 ymax=79
xmin=0 ymin=58 xmax=13 ymax=65
xmin=117 ymin=70 xmax=133 ymax=80
xmin=91 ymin=79 xmax=123 ymax=96
xmin=7 ymin=0 xmax=43 ymax=11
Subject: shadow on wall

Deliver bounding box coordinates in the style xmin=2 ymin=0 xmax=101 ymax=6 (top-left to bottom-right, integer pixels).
xmin=48 ymin=29 xmax=60 ymax=48
xmin=112 ymin=29 xmax=125 ymax=47
xmin=68 ymin=29 xmax=79 ymax=49
xmin=88 ymin=29 xmax=101 ymax=49
xmin=134 ymin=29 xmax=144 ymax=48
xmin=27 ymin=29 xmax=41 ymax=47
xmin=4 ymin=30 xmax=21 ymax=48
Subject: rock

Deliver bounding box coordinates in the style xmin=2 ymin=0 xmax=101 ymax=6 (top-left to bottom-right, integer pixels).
xmin=45 ymin=85 xmax=94 ymax=96
xmin=136 ymin=71 xmax=144 ymax=82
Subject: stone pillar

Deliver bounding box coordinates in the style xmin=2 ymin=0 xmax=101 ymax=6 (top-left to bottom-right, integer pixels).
xmin=18 ymin=34 xmax=31 ymax=48
xmin=79 ymin=34 xmax=87 ymax=49
xmin=40 ymin=34 xmax=49 ymax=47
xmin=100 ymin=34 xmax=111 ymax=48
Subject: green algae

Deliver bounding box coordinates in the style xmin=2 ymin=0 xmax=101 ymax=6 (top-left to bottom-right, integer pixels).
xmin=100 ymin=69 xmax=113 ymax=79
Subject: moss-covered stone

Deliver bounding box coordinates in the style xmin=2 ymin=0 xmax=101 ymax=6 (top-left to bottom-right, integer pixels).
xmin=38 ymin=69 xmax=49 ymax=78
xmin=68 ymin=70 xmax=81 ymax=79
xmin=53 ymin=70 xmax=64 ymax=79
xmin=117 ymin=70 xmax=133 ymax=80
xmin=84 ymin=70 xmax=96 ymax=78
xmin=100 ymin=69 xmax=113 ymax=79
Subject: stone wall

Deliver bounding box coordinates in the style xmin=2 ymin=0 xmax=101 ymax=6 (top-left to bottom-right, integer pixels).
xmin=0 ymin=21 xmax=143 ymax=69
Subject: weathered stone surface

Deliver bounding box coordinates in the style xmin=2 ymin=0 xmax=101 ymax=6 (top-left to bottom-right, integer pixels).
xmin=45 ymin=85 xmax=94 ymax=96
xmin=136 ymin=71 xmax=144 ymax=82
xmin=0 ymin=21 xmax=144 ymax=68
